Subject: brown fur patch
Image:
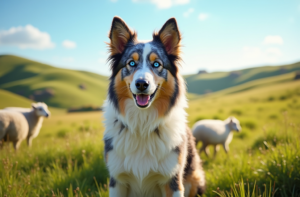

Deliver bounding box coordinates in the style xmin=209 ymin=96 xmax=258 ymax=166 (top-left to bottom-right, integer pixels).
xmin=165 ymin=184 xmax=173 ymax=197
xmin=149 ymin=52 xmax=158 ymax=62
xmin=132 ymin=52 xmax=139 ymax=61
xmin=183 ymin=126 xmax=206 ymax=196
xmin=185 ymin=170 xmax=203 ymax=197
xmin=152 ymin=71 xmax=176 ymax=117
xmin=114 ymin=71 xmax=133 ymax=115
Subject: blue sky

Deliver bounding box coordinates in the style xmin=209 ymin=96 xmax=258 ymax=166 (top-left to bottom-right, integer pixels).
xmin=0 ymin=0 xmax=300 ymax=76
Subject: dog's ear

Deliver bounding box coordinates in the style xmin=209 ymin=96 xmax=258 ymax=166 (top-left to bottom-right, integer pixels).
xmin=158 ymin=18 xmax=181 ymax=56
xmin=108 ymin=16 xmax=133 ymax=55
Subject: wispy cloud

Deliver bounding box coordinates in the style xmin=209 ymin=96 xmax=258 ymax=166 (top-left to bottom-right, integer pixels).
xmin=198 ymin=13 xmax=209 ymax=21
xmin=266 ymin=47 xmax=282 ymax=56
xmin=62 ymin=40 xmax=77 ymax=49
xmin=243 ymin=46 xmax=262 ymax=59
xmin=242 ymin=46 xmax=282 ymax=64
xmin=183 ymin=8 xmax=194 ymax=18
xmin=263 ymin=35 xmax=283 ymax=45
xmin=132 ymin=0 xmax=189 ymax=9
xmin=63 ymin=57 xmax=74 ymax=63
xmin=0 ymin=25 xmax=55 ymax=49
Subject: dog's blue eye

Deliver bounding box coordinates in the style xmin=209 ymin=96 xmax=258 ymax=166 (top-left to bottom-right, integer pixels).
xmin=153 ymin=61 xmax=160 ymax=68
xmin=129 ymin=60 xmax=136 ymax=67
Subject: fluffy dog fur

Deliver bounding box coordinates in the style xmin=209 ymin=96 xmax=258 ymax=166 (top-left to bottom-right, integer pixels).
xmin=103 ymin=16 xmax=206 ymax=197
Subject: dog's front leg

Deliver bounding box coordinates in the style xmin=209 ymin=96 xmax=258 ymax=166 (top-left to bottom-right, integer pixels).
xmin=109 ymin=177 xmax=127 ymax=197
xmin=163 ymin=174 xmax=184 ymax=197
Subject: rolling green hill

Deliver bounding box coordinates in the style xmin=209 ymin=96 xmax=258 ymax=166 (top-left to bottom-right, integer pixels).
xmin=185 ymin=61 xmax=300 ymax=95
xmin=188 ymin=71 xmax=298 ymax=101
xmin=0 ymin=89 xmax=33 ymax=109
xmin=0 ymin=89 xmax=65 ymax=114
xmin=0 ymin=55 xmax=108 ymax=108
xmin=1 ymin=54 xmax=300 ymax=109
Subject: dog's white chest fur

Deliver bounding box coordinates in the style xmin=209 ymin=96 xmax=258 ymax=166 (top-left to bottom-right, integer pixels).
xmin=103 ymin=99 xmax=187 ymax=194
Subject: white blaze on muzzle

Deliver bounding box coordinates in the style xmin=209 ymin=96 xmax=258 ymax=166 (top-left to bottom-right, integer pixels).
xmin=129 ymin=43 xmax=157 ymax=107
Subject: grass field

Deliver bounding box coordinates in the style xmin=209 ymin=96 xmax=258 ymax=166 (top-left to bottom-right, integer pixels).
xmin=1 ymin=73 xmax=300 ymax=196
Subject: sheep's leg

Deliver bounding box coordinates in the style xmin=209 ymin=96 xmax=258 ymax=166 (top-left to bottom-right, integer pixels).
xmin=213 ymin=145 xmax=220 ymax=159
xmin=13 ymin=140 xmax=22 ymax=151
xmin=223 ymin=143 xmax=229 ymax=153
xmin=27 ymin=137 xmax=33 ymax=147
xmin=0 ymin=129 xmax=6 ymax=144
xmin=204 ymin=146 xmax=210 ymax=157
xmin=0 ymin=139 xmax=3 ymax=149
xmin=200 ymin=143 xmax=209 ymax=157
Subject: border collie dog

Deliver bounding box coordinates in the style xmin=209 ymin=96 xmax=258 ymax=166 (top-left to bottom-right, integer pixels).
xmin=103 ymin=17 xmax=206 ymax=197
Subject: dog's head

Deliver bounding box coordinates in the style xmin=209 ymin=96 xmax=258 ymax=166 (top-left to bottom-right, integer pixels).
xmin=107 ymin=17 xmax=182 ymax=116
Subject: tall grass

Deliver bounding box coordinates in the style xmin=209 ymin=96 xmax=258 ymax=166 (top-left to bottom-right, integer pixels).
xmin=1 ymin=79 xmax=300 ymax=196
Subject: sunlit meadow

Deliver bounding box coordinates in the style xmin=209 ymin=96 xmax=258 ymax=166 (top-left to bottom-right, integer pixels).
xmin=1 ymin=72 xmax=300 ymax=197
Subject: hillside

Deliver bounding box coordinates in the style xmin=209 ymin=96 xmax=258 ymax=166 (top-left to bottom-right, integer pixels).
xmin=0 ymin=89 xmax=33 ymax=109
xmin=0 ymin=69 xmax=299 ymax=196
xmin=0 ymin=55 xmax=108 ymax=108
xmin=185 ymin=61 xmax=300 ymax=95
xmin=1 ymin=54 xmax=300 ymax=109
xmin=0 ymin=89 xmax=66 ymax=114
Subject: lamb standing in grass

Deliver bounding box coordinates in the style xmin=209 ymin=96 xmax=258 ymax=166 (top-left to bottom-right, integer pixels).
xmin=192 ymin=116 xmax=242 ymax=158
xmin=4 ymin=102 xmax=50 ymax=147
xmin=0 ymin=110 xmax=29 ymax=150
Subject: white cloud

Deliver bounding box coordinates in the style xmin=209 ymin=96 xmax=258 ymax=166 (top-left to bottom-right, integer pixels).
xmin=132 ymin=0 xmax=189 ymax=9
xmin=63 ymin=57 xmax=74 ymax=63
xmin=263 ymin=35 xmax=283 ymax=45
xmin=264 ymin=47 xmax=282 ymax=63
xmin=198 ymin=13 xmax=209 ymax=21
xmin=183 ymin=8 xmax=194 ymax=18
xmin=242 ymin=46 xmax=283 ymax=64
xmin=62 ymin=40 xmax=76 ymax=49
xmin=175 ymin=0 xmax=189 ymax=5
xmin=0 ymin=25 xmax=55 ymax=49
xmin=266 ymin=47 xmax=282 ymax=56
xmin=243 ymin=46 xmax=262 ymax=59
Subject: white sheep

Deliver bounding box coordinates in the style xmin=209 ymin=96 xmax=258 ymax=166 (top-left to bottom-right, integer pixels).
xmin=0 ymin=110 xmax=29 ymax=150
xmin=192 ymin=116 xmax=242 ymax=158
xmin=4 ymin=102 xmax=50 ymax=147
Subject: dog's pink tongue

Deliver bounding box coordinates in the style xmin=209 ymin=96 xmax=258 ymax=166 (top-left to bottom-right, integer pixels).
xmin=136 ymin=94 xmax=150 ymax=106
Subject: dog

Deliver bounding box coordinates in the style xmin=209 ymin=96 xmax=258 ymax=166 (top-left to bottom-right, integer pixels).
xmin=103 ymin=16 xmax=206 ymax=197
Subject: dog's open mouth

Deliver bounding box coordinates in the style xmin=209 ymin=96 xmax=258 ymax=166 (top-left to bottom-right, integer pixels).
xmin=132 ymin=87 xmax=158 ymax=108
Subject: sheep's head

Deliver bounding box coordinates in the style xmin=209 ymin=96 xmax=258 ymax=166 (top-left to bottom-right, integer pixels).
xmin=227 ymin=116 xmax=242 ymax=132
xmin=32 ymin=103 xmax=51 ymax=118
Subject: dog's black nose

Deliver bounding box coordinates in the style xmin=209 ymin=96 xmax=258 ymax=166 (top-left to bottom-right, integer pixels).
xmin=135 ymin=80 xmax=149 ymax=91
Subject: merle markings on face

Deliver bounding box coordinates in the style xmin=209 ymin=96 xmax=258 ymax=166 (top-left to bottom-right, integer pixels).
xmin=107 ymin=16 xmax=181 ymax=112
